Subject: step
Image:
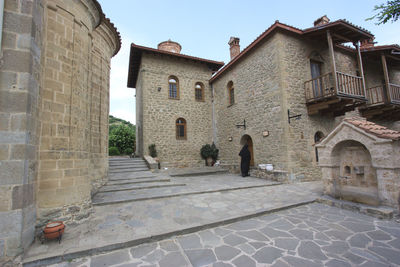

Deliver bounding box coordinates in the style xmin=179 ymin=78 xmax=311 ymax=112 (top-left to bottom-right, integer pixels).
xmin=106 ymin=178 xmax=170 ymax=186
xmin=109 ymin=164 xmax=148 ymax=170
xmin=109 ymin=158 xmax=144 ymax=162
xmin=108 ymin=172 xmax=156 ymax=180
xmin=109 ymin=168 xmax=149 ymax=174
xmin=92 ymin=183 xmax=281 ymax=206
xmin=109 ymin=162 xmax=147 ymax=167
xmin=98 ymin=182 xmax=186 ymax=193
xmin=169 ymin=168 xmax=228 ymax=177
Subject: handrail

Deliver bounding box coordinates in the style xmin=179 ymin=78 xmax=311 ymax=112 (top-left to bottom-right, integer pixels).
xmin=366 ymin=85 xmax=385 ymax=105
xmin=304 ymin=72 xmax=335 ymax=102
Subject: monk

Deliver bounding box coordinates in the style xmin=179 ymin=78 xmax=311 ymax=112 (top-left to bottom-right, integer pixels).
xmin=239 ymin=143 xmax=251 ymax=177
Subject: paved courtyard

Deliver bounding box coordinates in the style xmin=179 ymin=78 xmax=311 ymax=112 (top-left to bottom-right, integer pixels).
xmin=48 ymin=203 xmax=400 ymax=267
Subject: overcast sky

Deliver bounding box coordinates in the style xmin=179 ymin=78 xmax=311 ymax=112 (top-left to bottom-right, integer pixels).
xmin=97 ymin=0 xmax=399 ymax=124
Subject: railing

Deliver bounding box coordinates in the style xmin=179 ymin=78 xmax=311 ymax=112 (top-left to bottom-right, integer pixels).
xmin=389 ymin=83 xmax=400 ymax=105
xmin=336 ymin=72 xmax=365 ymax=99
xmin=305 ymin=71 xmax=366 ymax=103
xmin=304 ymin=72 xmax=335 ymax=102
xmin=366 ymin=85 xmax=385 ymax=106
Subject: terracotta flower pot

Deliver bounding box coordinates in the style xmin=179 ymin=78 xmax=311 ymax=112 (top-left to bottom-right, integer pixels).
xmin=43 ymin=221 xmax=65 ymax=240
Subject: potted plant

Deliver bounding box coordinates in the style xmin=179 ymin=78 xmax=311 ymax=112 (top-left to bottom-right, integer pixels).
xmin=200 ymin=143 xmax=219 ymax=166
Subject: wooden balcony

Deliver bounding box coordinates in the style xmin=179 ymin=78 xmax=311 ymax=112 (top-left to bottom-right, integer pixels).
xmin=305 ymin=71 xmax=367 ymax=116
xmin=361 ymin=83 xmax=400 ymax=120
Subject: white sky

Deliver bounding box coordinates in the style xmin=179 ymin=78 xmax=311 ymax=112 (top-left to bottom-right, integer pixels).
xmin=98 ymin=0 xmax=400 ymax=124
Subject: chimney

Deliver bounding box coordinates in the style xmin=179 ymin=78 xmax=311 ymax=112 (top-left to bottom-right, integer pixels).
xmin=314 ymin=15 xmax=330 ymax=27
xmin=228 ymin=37 xmax=240 ymax=60
xmin=157 ymin=40 xmax=182 ymax=54
xmin=360 ymin=38 xmax=375 ymax=49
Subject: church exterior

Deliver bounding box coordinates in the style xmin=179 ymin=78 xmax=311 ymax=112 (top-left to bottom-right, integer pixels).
xmin=0 ymin=0 xmax=120 ymax=262
xmin=128 ymin=16 xmax=400 ymax=179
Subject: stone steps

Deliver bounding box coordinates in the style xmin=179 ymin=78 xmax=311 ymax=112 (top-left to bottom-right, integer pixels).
xmin=168 ymin=167 xmax=228 ymax=177
xmin=108 ymin=172 xmax=157 ymax=180
xmin=92 ymin=183 xmax=280 ymax=206
xmin=99 ymin=182 xmax=186 ymax=193
xmin=109 ymin=168 xmax=150 ymax=174
xmin=106 ymin=178 xmax=171 ymax=186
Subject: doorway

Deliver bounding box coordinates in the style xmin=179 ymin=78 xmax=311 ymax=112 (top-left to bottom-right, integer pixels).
xmin=240 ymin=135 xmax=254 ymax=166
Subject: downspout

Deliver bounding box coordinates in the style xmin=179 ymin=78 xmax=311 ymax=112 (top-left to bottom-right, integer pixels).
xmin=0 ymin=0 xmax=4 ymax=56
xmin=210 ymin=83 xmax=217 ymax=145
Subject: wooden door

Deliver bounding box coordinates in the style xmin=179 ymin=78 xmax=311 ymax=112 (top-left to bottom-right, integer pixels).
xmin=310 ymin=61 xmax=322 ymax=97
xmin=248 ymin=137 xmax=254 ymax=166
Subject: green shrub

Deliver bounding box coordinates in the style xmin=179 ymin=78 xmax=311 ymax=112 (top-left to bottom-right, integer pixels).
xmin=109 ymin=146 xmax=120 ymax=156
xmin=124 ymin=148 xmax=134 ymax=155
xmin=148 ymin=144 xmax=157 ymax=158
xmin=200 ymin=143 xmax=219 ymax=161
xmin=109 ymin=124 xmax=135 ymax=154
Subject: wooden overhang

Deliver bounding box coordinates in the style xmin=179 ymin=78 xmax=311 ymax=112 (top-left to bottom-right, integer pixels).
xmin=127 ymin=43 xmax=224 ymax=88
xmin=303 ymin=20 xmax=374 ymax=44
xmin=361 ymin=45 xmax=400 ymax=66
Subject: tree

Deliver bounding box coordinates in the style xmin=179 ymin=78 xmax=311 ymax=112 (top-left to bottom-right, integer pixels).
xmin=109 ymin=124 xmax=135 ymax=154
xmin=367 ymin=0 xmax=400 ymax=24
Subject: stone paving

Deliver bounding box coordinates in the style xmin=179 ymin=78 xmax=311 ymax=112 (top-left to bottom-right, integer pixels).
xmin=47 ymin=203 xmax=400 ymax=267
xmin=23 ymin=174 xmax=321 ymax=266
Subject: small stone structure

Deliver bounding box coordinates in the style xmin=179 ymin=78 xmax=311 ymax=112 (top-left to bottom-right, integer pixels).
xmin=316 ymin=117 xmax=400 ymax=208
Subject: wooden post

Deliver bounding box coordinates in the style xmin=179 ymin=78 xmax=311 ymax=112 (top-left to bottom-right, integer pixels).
xmin=355 ymin=42 xmax=367 ymax=98
xmin=381 ymin=53 xmax=391 ymax=103
xmin=327 ymin=30 xmax=338 ymax=93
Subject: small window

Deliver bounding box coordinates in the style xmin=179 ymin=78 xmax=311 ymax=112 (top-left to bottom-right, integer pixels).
xmin=169 ymin=76 xmax=179 ymax=99
xmin=195 ymin=82 xmax=204 ymax=101
xmin=314 ymin=131 xmax=324 ymax=162
xmin=176 ymin=118 xmax=186 ymax=140
xmin=227 ymin=81 xmax=234 ymax=105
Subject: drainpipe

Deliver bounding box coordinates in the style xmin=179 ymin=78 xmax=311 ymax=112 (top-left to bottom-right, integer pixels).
xmin=210 ymin=83 xmax=217 ymax=145
xmin=0 ymin=0 xmax=4 ymax=56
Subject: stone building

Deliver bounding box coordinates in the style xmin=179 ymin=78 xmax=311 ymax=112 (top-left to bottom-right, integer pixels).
xmin=128 ymin=16 xmax=400 ymax=179
xmin=0 ymin=0 xmax=120 ymax=262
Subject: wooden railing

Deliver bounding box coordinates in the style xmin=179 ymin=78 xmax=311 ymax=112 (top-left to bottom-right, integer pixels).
xmin=336 ymin=72 xmax=365 ymax=98
xmin=305 ymin=72 xmax=366 ymax=103
xmin=304 ymin=72 xmax=335 ymax=102
xmin=389 ymin=83 xmax=400 ymax=105
xmin=366 ymin=85 xmax=385 ymax=106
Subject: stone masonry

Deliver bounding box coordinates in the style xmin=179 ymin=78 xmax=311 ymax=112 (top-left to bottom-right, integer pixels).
xmin=0 ymin=0 xmax=120 ymax=262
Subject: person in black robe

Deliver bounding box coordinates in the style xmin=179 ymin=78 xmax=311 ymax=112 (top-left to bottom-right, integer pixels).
xmin=239 ymin=143 xmax=251 ymax=177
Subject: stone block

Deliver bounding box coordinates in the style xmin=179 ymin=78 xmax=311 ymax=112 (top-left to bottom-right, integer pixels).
xmin=0 ymin=114 xmax=10 ymax=131
xmin=0 ymin=239 xmax=4 ymax=258
xmin=9 ymin=144 xmax=26 ymax=160
xmin=39 ymin=170 xmax=63 ymax=180
xmin=0 ymin=186 xmax=11 ymax=211
xmin=17 ymin=33 xmax=31 ymax=50
xmin=12 ymin=183 xmax=34 ymax=210
xmin=39 ymin=180 xmax=59 ymax=190
xmin=0 ymin=160 xmax=24 ymax=185
xmin=0 ymin=210 xmax=22 ymax=238
xmin=0 ymin=145 xmax=9 ymax=161
xmin=1 ymin=49 xmax=31 ymax=72
xmin=5 ymin=235 xmax=23 ymax=257
xmin=40 ymin=160 xmax=57 ymax=170
xmin=57 ymin=160 xmax=73 ymax=169
xmin=0 ymin=90 xmax=28 ymax=113
xmin=60 ymin=177 xmax=74 ymax=188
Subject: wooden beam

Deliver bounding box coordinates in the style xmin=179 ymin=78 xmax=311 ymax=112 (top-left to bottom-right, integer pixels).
xmin=327 ymin=30 xmax=338 ymax=94
xmin=332 ymin=33 xmax=353 ymax=43
xmin=355 ymin=42 xmax=367 ymax=100
xmin=381 ymin=53 xmax=391 ymax=103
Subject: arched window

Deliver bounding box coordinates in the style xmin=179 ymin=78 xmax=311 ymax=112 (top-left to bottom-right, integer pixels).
xmin=176 ymin=118 xmax=186 ymax=140
xmin=227 ymin=81 xmax=234 ymax=105
xmin=195 ymin=82 xmax=204 ymax=101
xmin=314 ymin=131 xmax=324 ymax=162
xmin=169 ymin=76 xmax=179 ymax=99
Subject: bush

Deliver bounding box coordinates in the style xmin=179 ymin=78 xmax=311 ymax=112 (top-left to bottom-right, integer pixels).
xmin=109 ymin=124 xmax=135 ymax=155
xmin=148 ymin=144 xmax=157 ymax=158
xmin=109 ymin=147 xmax=120 ymax=156
xmin=124 ymin=148 xmax=133 ymax=155
xmin=200 ymin=143 xmax=219 ymax=164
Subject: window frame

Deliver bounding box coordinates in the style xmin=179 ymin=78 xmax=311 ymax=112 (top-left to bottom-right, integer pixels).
xmin=176 ymin=118 xmax=187 ymax=140
xmin=227 ymin=81 xmax=234 ymax=106
xmin=194 ymin=82 xmax=204 ymax=102
xmin=168 ymin=76 xmax=180 ymax=100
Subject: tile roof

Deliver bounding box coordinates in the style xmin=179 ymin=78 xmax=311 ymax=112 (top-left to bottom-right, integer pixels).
xmin=345 ymin=117 xmax=400 ymax=140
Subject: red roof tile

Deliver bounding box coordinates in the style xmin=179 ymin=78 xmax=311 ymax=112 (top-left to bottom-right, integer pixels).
xmin=345 ymin=117 xmax=400 ymax=140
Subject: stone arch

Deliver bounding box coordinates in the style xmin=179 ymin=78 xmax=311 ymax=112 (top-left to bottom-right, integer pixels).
xmin=240 ymin=134 xmax=254 ymax=166
xmin=308 ymin=51 xmax=324 ymax=62
xmin=329 ymin=139 xmax=379 ymax=206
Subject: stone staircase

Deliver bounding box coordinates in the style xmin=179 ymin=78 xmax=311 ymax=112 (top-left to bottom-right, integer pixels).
xmin=108 ymin=157 xmax=149 ymax=174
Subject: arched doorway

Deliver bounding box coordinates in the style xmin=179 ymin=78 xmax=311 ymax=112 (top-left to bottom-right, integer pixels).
xmin=240 ymin=135 xmax=254 ymax=166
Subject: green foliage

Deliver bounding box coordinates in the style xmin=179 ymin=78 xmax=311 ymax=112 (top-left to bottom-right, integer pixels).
xmin=109 ymin=124 xmax=135 ymax=155
xmin=109 ymin=146 xmax=120 ymax=156
xmin=148 ymin=144 xmax=157 ymax=158
xmin=367 ymin=0 xmax=400 ymax=24
xmin=109 ymin=115 xmax=135 ymax=134
xmin=200 ymin=143 xmax=219 ymax=161
xmin=124 ymin=148 xmax=134 ymax=155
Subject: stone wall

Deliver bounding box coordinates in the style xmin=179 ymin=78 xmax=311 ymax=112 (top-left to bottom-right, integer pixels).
xmin=0 ymin=0 xmax=42 ymax=260
xmin=137 ymin=52 xmax=214 ymax=167
xmin=0 ymin=0 xmax=119 ymax=262
xmin=211 ymin=31 xmax=362 ymax=180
